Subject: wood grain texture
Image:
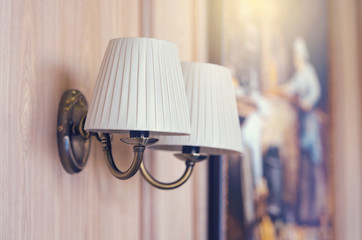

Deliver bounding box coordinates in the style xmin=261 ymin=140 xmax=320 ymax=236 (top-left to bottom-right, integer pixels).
xmin=0 ymin=0 xmax=208 ymax=239
xmin=0 ymin=0 xmax=143 ymax=239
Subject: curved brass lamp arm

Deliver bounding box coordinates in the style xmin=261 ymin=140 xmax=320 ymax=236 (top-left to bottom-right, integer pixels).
xmin=140 ymin=160 xmax=195 ymax=190
xmin=100 ymin=133 xmax=145 ymax=180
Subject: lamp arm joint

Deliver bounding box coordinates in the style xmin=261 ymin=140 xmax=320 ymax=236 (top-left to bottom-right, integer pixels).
xmin=100 ymin=133 xmax=145 ymax=180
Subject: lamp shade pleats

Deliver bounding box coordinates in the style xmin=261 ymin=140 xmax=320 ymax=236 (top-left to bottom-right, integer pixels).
xmin=151 ymin=62 xmax=243 ymax=155
xmin=85 ymin=38 xmax=191 ymax=136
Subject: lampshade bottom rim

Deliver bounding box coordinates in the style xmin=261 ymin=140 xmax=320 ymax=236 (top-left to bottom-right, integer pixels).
xmin=149 ymin=144 xmax=242 ymax=155
xmin=84 ymin=128 xmax=191 ymax=137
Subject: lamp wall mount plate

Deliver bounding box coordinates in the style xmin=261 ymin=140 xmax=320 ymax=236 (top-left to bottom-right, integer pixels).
xmin=57 ymin=90 xmax=91 ymax=173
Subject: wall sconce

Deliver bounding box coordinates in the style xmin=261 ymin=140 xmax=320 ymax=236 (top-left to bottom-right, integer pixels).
xmin=57 ymin=38 xmax=242 ymax=190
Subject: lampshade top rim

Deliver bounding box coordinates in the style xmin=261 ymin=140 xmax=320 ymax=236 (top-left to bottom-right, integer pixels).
xmin=109 ymin=37 xmax=177 ymax=46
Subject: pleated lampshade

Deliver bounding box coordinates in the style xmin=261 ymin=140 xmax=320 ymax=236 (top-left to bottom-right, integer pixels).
xmin=151 ymin=62 xmax=242 ymax=155
xmin=85 ymin=38 xmax=191 ymax=136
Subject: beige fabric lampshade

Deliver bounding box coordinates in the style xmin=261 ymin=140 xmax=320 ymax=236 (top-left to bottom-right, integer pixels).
xmin=85 ymin=38 xmax=191 ymax=136
xmin=151 ymin=62 xmax=243 ymax=155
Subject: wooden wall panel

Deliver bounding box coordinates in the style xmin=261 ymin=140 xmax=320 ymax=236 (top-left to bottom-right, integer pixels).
xmin=150 ymin=0 xmax=196 ymax=228
xmin=0 ymin=0 xmax=208 ymax=239
xmin=149 ymin=0 xmax=209 ymax=240
xmin=0 ymin=0 xmax=144 ymax=239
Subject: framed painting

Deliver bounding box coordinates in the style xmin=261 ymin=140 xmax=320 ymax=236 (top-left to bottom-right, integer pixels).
xmin=208 ymin=0 xmax=333 ymax=239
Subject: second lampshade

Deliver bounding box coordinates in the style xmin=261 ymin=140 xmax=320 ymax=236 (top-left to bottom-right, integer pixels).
xmin=150 ymin=62 xmax=242 ymax=155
